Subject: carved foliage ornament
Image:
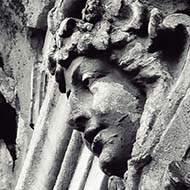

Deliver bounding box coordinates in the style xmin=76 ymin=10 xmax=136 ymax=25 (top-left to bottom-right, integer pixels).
xmin=47 ymin=0 xmax=189 ymax=93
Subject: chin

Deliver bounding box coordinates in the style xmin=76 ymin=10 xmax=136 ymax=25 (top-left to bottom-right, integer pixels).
xmin=98 ymin=149 xmax=129 ymax=178
xmin=82 ymin=125 xmax=135 ymax=177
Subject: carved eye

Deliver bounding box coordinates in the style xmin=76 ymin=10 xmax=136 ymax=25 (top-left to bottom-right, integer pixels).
xmin=81 ymin=73 xmax=94 ymax=88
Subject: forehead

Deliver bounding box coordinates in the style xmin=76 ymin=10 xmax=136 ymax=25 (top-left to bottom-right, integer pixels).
xmin=65 ymin=56 xmax=110 ymax=81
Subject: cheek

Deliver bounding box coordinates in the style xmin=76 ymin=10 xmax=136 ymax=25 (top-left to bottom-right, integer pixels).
xmin=90 ymin=81 xmax=140 ymax=118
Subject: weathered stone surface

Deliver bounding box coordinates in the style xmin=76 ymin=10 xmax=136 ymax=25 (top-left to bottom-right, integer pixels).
xmin=24 ymin=0 xmax=55 ymax=30
xmin=139 ymin=83 xmax=190 ymax=190
xmin=82 ymin=0 xmax=104 ymax=23
xmin=0 ymin=68 xmax=29 ymax=190
xmin=108 ymin=176 xmax=125 ymax=190
xmin=0 ymin=1 xmax=54 ymax=189
xmin=91 ymin=21 xmax=110 ymax=50
xmin=2 ymin=0 xmax=190 ymax=190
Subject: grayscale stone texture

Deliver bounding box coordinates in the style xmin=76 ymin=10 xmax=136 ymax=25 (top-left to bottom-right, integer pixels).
xmin=1 ymin=0 xmax=190 ymax=190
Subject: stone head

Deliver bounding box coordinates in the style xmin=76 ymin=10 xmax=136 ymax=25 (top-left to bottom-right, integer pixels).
xmin=47 ymin=0 xmax=190 ymax=178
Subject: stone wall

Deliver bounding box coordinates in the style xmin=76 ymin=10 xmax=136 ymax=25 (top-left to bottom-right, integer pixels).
xmin=0 ymin=0 xmax=54 ymax=189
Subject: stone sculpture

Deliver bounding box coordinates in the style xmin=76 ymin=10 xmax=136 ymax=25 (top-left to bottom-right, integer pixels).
xmin=47 ymin=0 xmax=190 ymax=189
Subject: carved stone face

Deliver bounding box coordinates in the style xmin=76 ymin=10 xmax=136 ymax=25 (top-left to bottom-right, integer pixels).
xmin=46 ymin=0 xmax=190 ymax=188
xmin=65 ymin=56 xmax=143 ymax=177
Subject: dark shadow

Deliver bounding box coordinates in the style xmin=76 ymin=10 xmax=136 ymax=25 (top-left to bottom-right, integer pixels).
xmin=0 ymin=92 xmax=17 ymax=171
xmin=148 ymin=24 xmax=187 ymax=62
xmin=0 ymin=52 xmax=4 ymax=69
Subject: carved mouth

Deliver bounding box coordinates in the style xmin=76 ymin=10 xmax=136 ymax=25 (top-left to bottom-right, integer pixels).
xmin=91 ymin=132 xmax=104 ymax=156
xmin=83 ymin=124 xmax=107 ymax=156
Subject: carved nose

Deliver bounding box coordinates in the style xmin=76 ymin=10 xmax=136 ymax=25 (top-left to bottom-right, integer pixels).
xmin=68 ymin=115 xmax=90 ymax=132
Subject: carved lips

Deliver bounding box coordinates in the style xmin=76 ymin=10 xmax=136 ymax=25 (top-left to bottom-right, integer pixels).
xmin=68 ymin=114 xmax=106 ymax=156
xmin=83 ymin=122 xmax=107 ymax=156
